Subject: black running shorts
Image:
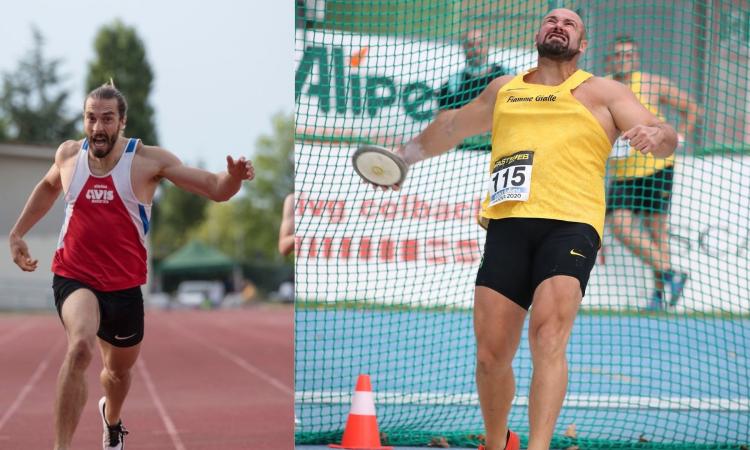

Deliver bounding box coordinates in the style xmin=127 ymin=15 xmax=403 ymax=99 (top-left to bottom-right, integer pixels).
xmin=607 ymin=167 xmax=674 ymax=214
xmin=475 ymin=218 xmax=600 ymax=310
xmin=52 ymin=275 xmax=144 ymax=347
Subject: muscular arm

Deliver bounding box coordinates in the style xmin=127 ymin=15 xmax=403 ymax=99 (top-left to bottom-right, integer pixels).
xmin=155 ymin=148 xmax=254 ymax=202
xmin=398 ymin=75 xmax=511 ymax=164
xmin=655 ymin=75 xmax=699 ymax=135
xmin=9 ymin=146 xmax=66 ymax=271
xmin=606 ymin=79 xmax=678 ymax=158
xmin=278 ymin=194 xmax=294 ymax=256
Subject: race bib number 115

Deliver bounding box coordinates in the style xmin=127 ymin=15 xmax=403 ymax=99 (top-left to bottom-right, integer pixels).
xmin=488 ymin=150 xmax=534 ymax=206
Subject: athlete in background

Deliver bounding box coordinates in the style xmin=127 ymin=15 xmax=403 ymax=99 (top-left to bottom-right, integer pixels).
xmin=605 ymin=35 xmax=695 ymax=310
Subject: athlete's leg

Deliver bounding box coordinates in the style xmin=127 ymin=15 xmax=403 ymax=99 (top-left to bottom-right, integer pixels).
xmin=526 ymin=275 xmax=581 ymax=450
xmin=643 ymin=212 xmax=687 ymax=305
xmin=98 ymin=340 xmax=141 ymax=426
xmin=610 ymin=208 xmax=669 ymax=274
xmin=474 ymin=286 xmax=527 ymax=450
xmin=643 ymin=212 xmax=671 ymax=287
xmin=54 ymin=289 xmax=100 ymax=450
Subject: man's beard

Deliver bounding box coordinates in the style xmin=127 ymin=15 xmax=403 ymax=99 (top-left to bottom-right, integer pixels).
xmin=537 ymin=39 xmax=580 ymax=62
xmin=89 ymin=129 xmax=119 ymax=158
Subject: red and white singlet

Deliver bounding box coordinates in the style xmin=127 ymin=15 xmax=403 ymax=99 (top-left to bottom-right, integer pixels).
xmin=52 ymin=138 xmax=151 ymax=291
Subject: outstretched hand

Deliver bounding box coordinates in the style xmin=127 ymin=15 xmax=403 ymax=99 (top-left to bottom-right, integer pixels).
xmin=226 ymin=156 xmax=255 ymax=181
xmin=10 ymin=236 xmax=38 ymax=272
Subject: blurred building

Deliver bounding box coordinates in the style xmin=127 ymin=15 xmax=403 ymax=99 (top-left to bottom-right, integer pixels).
xmin=0 ymin=143 xmax=62 ymax=310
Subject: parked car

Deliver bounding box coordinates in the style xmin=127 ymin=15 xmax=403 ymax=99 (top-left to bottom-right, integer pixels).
xmin=176 ymin=280 xmax=225 ymax=308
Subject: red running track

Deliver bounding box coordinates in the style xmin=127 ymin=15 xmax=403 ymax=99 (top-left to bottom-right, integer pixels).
xmin=0 ymin=305 xmax=293 ymax=450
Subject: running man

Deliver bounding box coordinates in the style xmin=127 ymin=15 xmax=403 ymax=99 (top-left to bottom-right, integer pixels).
xmin=605 ymin=35 xmax=696 ymax=310
xmin=8 ymin=82 xmax=255 ymax=450
xmin=370 ymin=9 xmax=677 ymax=450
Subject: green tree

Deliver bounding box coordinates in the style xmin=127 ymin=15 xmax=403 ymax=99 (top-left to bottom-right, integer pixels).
xmin=192 ymin=112 xmax=294 ymax=263
xmin=150 ymin=181 xmax=209 ymax=262
xmin=0 ymin=27 xmax=77 ymax=144
xmin=85 ymin=20 xmax=158 ymax=145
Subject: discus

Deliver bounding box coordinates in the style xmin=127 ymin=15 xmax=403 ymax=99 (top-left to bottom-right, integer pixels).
xmin=352 ymin=144 xmax=408 ymax=187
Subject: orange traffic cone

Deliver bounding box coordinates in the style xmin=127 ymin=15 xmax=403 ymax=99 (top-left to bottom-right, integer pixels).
xmin=329 ymin=374 xmax=393 ymax=450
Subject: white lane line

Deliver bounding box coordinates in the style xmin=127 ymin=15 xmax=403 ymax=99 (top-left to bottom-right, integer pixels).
xmin=137 ymin=359 xmax=187 ymax=450
xmin=296 ymin=391 xmax=750 ymax=411
xmin=164 ymin=319 xmax=293 ymax=395
xmin=0 ymin=340 xmax=62 ymax=432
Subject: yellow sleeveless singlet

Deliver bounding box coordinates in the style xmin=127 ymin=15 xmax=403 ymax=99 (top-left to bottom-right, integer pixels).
xmin=479 ymin=69 xmax=612 ymax=240
xmin=608 ymin=71 xmax=675 ymax=179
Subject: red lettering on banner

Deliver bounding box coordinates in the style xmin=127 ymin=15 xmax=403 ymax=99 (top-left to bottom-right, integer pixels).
xmin=454 ymin=202 xmax=469 ymax=221
xmin=435 ymin=202 xmax=451 ymax=221
xmin=296 ymin=236 xmax=480 ymax=265
xmin=409 ymin=195 xmax=431 ymax=219
xmin=309 ymin=200 xmax=326 ymax=217
xmin=296 ymin=192 xmax=347 ymax=223
xmin=327 ymin=200 xmax=346 ymax=223
xmin=322 ymin=237 xmax=333 ymax=259
xmin=359 ymin=238 xmax=371 ymax=260
xmin=380 ymin=201 xmax=397 ymax=220
xmin=308 ymin=237 xmax=317 ymax=258
xmin=456 ymin=239 xmax=479 ymax=263
xmin=402 ymin=239 xmax=418 ymax=261
xmin=296 ymin=192 xmax=485 ymax=224
xmin=426 ymin=239 xmax=448 ymax=264
xmin=360 ymin=199 xmax=375 ymax=217
xmin=379 ymin=239 xmax=395 ymax=261
xmin=340 ymin=238 xmax=352 ymax=259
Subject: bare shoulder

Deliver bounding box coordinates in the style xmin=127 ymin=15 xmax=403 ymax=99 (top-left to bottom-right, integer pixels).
xmin=584 ymin=76 xmax=627 ymax=93
xmin=490 ymin=74 xmax=516 ymax=91
xmin=58 ymin=139 xmax=81 ymax=156
xmin=582 ymin=76 xmax=633 ymax=102
xmin=477 ymin=74 xmax=516 ymax=102
xmin=136 ymin=143 xmax=181 ymax=165
xmin=55 ymin=140 xmax=81 ymax=165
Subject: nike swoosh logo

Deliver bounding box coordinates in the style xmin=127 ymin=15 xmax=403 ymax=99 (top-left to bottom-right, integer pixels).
xmin=570 ymin=249 xmax=586 ymax=258
xmin=114 ymin=333 xmax=137 ymax=340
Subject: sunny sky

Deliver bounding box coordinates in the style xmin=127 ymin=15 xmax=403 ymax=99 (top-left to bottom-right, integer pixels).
xmin=0 ymin=0 xmax=293 ymax=172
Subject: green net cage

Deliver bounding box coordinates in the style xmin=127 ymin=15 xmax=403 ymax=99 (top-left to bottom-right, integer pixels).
xmin=294 ymin=1 xmax=750 ymax=448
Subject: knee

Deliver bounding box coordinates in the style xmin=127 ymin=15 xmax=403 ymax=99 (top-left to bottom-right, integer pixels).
xmin=103 ymin=366 xmax=131 ymax=383
xmin=66 ymin=339 xmax=95 ymax=370
xmin=529 ymin=320 xmax=569 ymax=358
xmin=476 ymin=341 xmax=516 ymax=373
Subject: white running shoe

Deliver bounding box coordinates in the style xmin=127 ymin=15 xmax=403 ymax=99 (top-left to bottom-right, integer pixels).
xmin=99 ymin=396 xmax=129 ymax=450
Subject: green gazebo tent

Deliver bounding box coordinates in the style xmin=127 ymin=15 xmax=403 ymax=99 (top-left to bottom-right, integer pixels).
xmin=157 ymin=240 xmax=240 ymax=292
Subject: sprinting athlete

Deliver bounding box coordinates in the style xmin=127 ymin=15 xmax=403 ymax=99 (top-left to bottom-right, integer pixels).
xmin=8 ymin=82 xmax=255 ymax=450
